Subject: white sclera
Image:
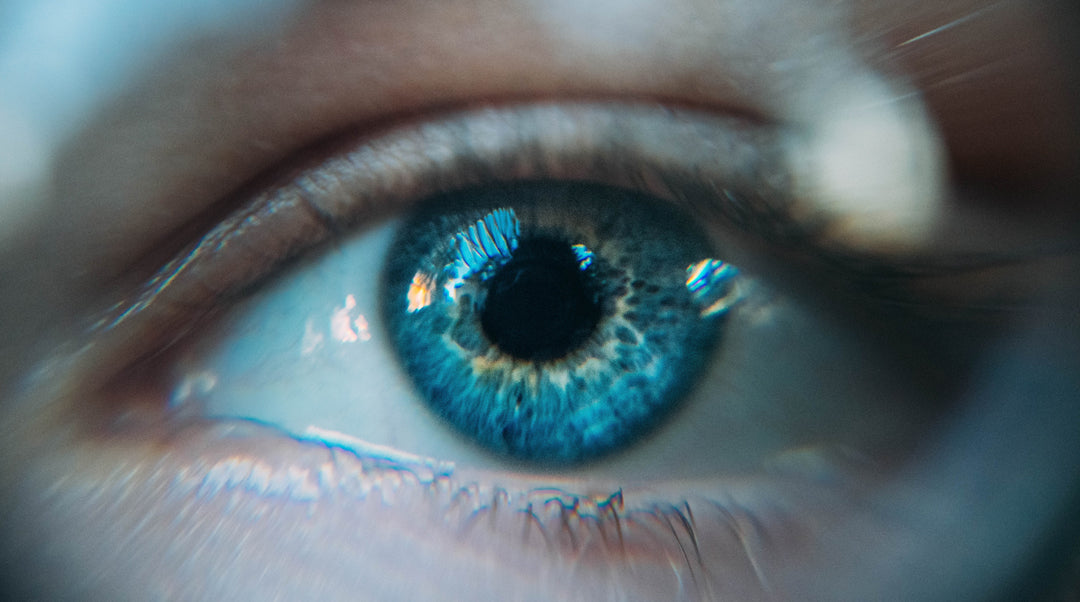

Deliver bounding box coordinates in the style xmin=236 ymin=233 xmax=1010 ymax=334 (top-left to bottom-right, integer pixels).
xmin=170 ymin=217 xmax=502 ymax=466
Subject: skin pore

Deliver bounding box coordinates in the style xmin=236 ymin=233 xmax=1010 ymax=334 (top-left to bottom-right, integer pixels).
xmin=1 ymin=0 xmax=1079 ymax=599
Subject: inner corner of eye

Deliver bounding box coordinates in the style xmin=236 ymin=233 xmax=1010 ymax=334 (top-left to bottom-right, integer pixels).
xmin=164 ymin=180 xmax=744 ymax=468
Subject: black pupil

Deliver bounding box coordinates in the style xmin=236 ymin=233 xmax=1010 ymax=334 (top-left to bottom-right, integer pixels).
xmin=480 ymin=237 xmax=601 ymax=361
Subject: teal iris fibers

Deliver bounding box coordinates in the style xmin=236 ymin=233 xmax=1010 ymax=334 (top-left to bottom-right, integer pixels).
xmin=381 ymin=181 xmax=738 ymax=464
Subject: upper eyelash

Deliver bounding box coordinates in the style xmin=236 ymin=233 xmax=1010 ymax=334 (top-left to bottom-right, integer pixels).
xmin=34 ymin=100 xmax=789 ymax=401
xmin=28 ymin=98 xmax=1043 ymax=408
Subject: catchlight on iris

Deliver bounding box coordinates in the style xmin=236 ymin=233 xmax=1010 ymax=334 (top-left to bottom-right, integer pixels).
xmin=382 ymin=181 xmax=743 ymax=464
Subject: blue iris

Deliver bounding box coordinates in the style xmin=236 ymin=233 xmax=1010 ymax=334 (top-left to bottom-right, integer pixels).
xmin=381 ymin=181 xmax=738 ymax=464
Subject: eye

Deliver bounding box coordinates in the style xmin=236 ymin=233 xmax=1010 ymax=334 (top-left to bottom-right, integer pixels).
xmin=5 ymin=99 xmax=995 ymax=600
xmin=172 ymin=178 xmax=741 ymax=467
xmin=75 ymin=100 xmax=948 ymax=488
xmin=5 ymin=2 xmax=1078 ymax=599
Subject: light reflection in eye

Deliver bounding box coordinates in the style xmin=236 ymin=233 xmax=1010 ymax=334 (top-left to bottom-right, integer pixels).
xmin=447 ymin=207 xmax=520 ymax=281
xmin=329 ymin=294 xmax=373 ymax=343
xmin=407 ymin=272 xmax=436 ymax=313
xmin=685 ymin=258 xmax=742 ymax=318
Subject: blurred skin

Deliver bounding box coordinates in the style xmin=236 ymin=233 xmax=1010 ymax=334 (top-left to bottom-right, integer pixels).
xmin=1 ymin=0 xmax=1079 ymax=600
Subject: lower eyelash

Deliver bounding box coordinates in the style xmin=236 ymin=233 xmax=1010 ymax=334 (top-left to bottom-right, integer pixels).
xmin=165 ymin=416 xmax=847 ymax=598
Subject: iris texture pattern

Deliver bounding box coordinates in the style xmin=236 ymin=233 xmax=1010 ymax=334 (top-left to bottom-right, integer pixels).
xmin=381 ymin=182 xmax=739 ymax=464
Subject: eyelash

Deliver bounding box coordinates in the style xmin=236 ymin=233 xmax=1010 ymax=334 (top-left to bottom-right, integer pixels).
xmin=180 ymin=418 xmax=835 ymax=596
xmin=14 ymin=97 xmax=1027 ymax=597
xmin=27 ymin=97 xmax=1022 ymax=459
xmin=39 ymin=101 xmax=794 ymax=401
xmin=23 ymin=94 xmax=1016 ymax=531
xmin=22 ymin=100 xmax=836 ymax=565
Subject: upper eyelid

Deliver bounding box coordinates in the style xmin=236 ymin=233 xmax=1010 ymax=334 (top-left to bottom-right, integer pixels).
xmin=35 ymin=101 xmax=792 ymax=399
xmin=23 ymin=98 xmax=1065 ymax=411
xmin=34 ymin=98 xmax=1055 ymax=404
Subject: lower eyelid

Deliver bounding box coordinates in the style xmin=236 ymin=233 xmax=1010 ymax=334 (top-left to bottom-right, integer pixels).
xmin=9 ymin=406 xmax=876 ymax=599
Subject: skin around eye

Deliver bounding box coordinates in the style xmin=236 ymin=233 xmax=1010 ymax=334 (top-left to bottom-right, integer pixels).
xmin=1 ymin=0 xmax=1078 ymax=600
